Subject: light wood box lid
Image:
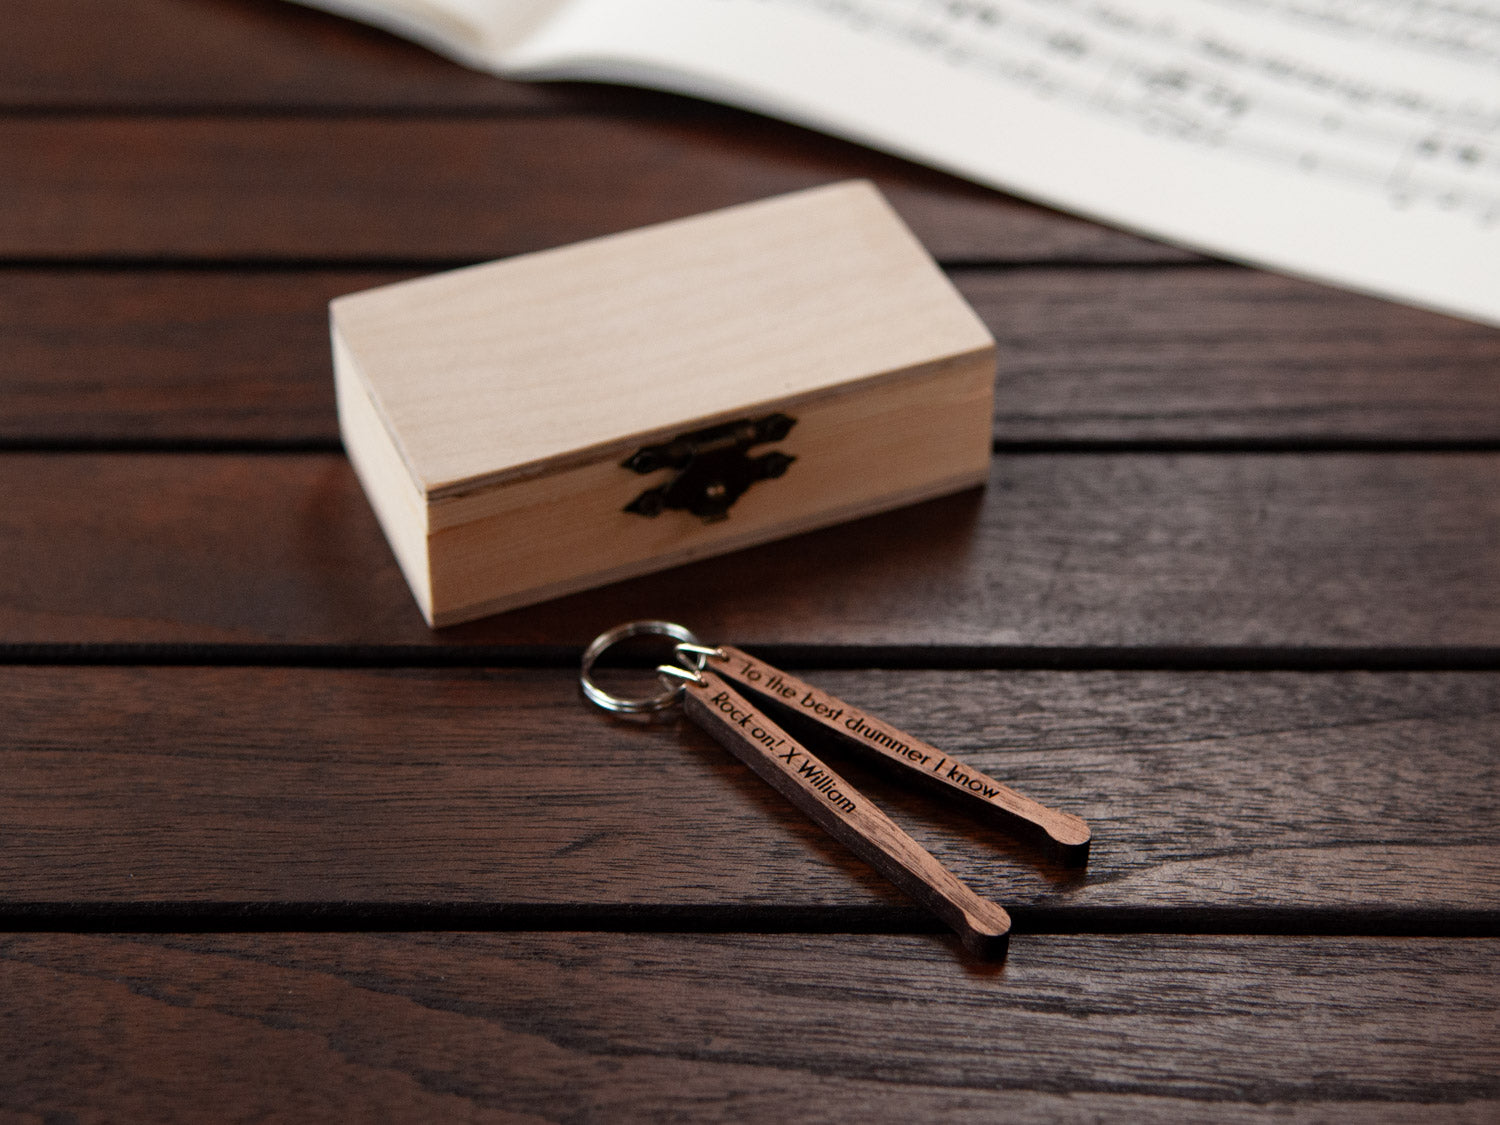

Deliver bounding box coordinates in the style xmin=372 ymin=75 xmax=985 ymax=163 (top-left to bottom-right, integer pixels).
xmin=330 ymin=180 xmax=994 ymax=500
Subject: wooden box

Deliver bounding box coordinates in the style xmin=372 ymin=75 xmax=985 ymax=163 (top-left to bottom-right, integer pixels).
xmin=331 ymin=181 xmax=996 ymax=627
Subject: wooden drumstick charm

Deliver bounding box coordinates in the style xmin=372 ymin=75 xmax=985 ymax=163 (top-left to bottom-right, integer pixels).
xmin=670 ymin=665 xmax=1012 ymax=958
xmin=691 ymin=644 xmax=1091 ymax=867
xmin=580 ymin=620 xmax=1092 ymax=961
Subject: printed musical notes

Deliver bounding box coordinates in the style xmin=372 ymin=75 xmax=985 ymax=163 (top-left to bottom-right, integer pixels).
xmin=768 ymin=0 xmax=1499 ymax=222
xmin=296 ymin=0 xmax=1500 ymax=321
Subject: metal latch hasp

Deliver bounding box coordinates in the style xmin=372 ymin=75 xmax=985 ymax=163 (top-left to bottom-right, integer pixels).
xmin=621 ymin=413 xmax=796 ymax=522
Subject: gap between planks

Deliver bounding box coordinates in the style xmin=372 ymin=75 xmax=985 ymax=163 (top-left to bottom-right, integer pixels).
xmin=7 ymin=440 xmax=1500 ymax=455
xmin=3 ymin=643 xmax=1500 ymax=671
xmin=2 ymin=902 xmax=1494 ymax=939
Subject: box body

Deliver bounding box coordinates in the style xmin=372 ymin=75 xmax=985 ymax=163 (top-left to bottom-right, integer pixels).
xmin=332 ymin=181 xmax=995 ymax=626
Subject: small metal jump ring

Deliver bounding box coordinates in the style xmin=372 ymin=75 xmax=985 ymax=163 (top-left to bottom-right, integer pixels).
xmin=580 ymin=620 xmax=706 ymax=714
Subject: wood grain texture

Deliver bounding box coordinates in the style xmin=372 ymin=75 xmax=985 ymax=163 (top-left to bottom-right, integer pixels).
xmin=3 ymin=666 xmax=1495 ymax=917
xmin=978 ymin=268 xmax=1500 ymax=443
xmin=332 ymin=179 xmax=998 ymax=624
xmin=710 ymin=644 xmax=1092 ymax=864
xmin=8 ymin=267 xmax=1499 ymax=446
xmin=0 ymin=117 xmax=1179 ymax=264
xmin=684 ymin=673 xmax=1012 ymax=957
xmin=0 ymin=269 xmax=373 ymax=443
xmin=2 ymin=932 xmax=1495 ymax=1122
xmin=1 ymin=452 xmax=1497 ymax=648
xmin=3 ymin=0 xmax=571 ymax=111
xmin=334 ymin=181 xmax=992 ymax=490
xmin=7 ymin=0 xmax=1495 ymax=1115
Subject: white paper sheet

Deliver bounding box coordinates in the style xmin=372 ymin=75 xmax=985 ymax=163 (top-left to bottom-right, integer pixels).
xmin=299 ymin=0 xmax=1500 ymax=325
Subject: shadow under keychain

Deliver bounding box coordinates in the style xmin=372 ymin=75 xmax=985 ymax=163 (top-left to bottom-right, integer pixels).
xmin=581 ymin=621 xmax=1091 ymax=960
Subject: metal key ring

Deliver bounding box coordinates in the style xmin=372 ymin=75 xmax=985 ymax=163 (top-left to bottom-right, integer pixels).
xmin=580 ymin=620 xmax=707 ymax=714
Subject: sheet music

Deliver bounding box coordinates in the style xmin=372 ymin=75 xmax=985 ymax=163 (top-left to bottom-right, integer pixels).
xmin=761 ymin=0 xmax=1500 ymax=225
xmin=298 ymin=0 xmax=1500 ymax=324
xmin=501 ymin=0 xmax=1499 ymax=324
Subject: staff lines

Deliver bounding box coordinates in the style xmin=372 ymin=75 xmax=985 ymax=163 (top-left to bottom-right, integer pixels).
xmin=758 ymin=0 xmax=1500 ymax=218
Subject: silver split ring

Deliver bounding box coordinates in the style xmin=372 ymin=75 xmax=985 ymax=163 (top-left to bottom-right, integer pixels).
xmin=580 ymin=620 xmax=706 ymax=714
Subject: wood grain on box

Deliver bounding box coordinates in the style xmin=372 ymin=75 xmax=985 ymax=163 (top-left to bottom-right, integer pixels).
xmin=332 ymin=180 xmax=995 ymax=625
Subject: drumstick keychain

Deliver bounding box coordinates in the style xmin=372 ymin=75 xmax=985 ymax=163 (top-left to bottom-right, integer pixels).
xmin=581 ymin=621 xmax=1091 ymax=959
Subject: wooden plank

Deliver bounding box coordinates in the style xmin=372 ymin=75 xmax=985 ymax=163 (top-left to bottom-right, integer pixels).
xmin=0 ymin=269 xmax=366 ymax=443
xmin=6 ymin=268 xmax=1499 ymax=445
xmin=2 ymin=932 xmax=1494 ymax=1121
xmin=1 ymin=453 xmax=1497 ymax=649
xmin=3 ymin=666 xmax=1495 ymax=916
xmin=979 ymin=268 xmax=1500 ymax=443
xmin=2 ymin=0 xmax=583 ymax=111
xmin=0 ymin=118 xmax=1181 ymax=264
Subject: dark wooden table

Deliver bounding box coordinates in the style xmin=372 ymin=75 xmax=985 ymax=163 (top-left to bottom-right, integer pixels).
xmin=4 ymin=2 xmax=1498 ymax=1119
